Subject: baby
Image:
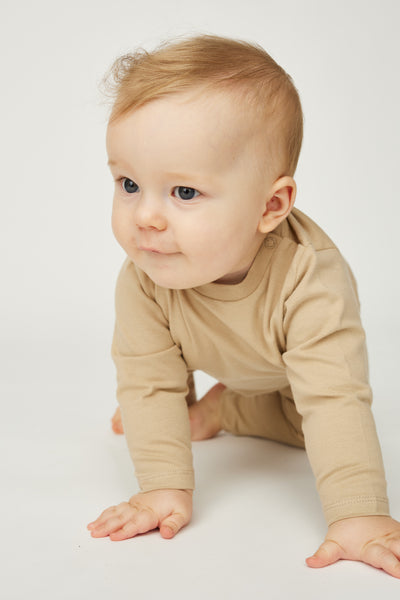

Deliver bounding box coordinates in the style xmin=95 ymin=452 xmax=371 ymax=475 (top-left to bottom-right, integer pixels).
xmin=87 ymin=34 xmax=400 ymax=578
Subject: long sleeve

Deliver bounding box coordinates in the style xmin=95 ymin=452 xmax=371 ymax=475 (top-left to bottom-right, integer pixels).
xmin=111 ymin=258 xmax=195 ymax=491
xmin=282 ymin=245 xmax=389 ymax=525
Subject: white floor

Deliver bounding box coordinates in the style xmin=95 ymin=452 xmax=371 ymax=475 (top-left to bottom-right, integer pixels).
xmin=1 ymin=330 xmax=400 ymax=600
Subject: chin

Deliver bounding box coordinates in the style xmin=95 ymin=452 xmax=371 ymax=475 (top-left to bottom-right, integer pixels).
xmin=144 ymin=269 xmax=209 ymax=290
xmin=142 ymin=270 xmax=188 ymax=290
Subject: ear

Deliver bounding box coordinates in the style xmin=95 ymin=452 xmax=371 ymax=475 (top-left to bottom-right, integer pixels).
xmin=258 ymin=176 xmax=297 ymax=234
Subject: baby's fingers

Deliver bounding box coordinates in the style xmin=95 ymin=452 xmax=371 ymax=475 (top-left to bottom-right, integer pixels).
xmin=87 ymin=504 xmax=120 ymax=529
xmin=306 ymin=539 xmax=344 ymax=569
xmin=362 ymin=544 xmax=400 ymax=579
xmin=160 ymin=510 xmax=190 ymax=539
xmin=90 ymin=515 xmax=130 ymax=538
xmin=388 ymin=539 xmax=400 ymax=558
xmin=87 ymin=503 xmax=131 ymax=537
xmin=109 ymin=507 xmax=159 ymax=540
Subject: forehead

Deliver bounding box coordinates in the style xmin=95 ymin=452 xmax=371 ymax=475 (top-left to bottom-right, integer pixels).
xmin=106 ymin=90 xmax=257 ymax=176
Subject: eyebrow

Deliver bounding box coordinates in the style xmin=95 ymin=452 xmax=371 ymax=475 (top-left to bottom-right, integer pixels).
xmin=108 ymin=162 xmax=204 ymax=179
xmin=165 ymin=171 xmax=205 ymax=183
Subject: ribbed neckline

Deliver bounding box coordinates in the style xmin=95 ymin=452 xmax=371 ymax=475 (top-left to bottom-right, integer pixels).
xmin=192 ymin=234 xmax=280 ymax=301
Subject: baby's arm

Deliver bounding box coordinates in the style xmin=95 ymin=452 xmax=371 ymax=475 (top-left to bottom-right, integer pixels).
xmin=87 ymin=489 xmax=193 ymax=540
xmin=282 ymin=246 xmax=400 ymax=576
xmin=90 ymin=260 xmax=195 ymax=541
xmin=283 ymin=248 xmax=389 ymax=523
xmin=307 ymin=515 xmax=400 ymax=578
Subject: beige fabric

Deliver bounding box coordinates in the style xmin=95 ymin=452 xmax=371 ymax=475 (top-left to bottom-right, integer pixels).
xmin=112 ymin=207 xmax=389 ymax=525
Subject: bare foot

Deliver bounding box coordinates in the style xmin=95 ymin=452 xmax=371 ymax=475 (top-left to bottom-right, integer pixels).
xmin=111 ymin=406 xmax=124 ymax=434
xmin=111 ymin=382 xmax=225 ymax=440
xmin=188 ymin=383 xmax=225 ymax=441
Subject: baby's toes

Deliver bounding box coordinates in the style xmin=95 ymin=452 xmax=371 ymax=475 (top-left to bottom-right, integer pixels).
xmin=111 ymin=406 xmax=124 ymax=434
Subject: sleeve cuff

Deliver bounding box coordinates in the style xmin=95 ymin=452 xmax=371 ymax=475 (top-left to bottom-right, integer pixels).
xmin=137 ymin=470 xmax=195 ymax=492
xmin=324 ymin=495 xmax=390 ymax=525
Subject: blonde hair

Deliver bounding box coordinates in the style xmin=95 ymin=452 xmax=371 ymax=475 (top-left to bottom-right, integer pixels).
xmin=104 ymin=35 xmax=303 ymax=176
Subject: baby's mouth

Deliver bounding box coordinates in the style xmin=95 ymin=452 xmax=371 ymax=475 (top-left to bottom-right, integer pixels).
xmin=138 ymin=246 xmax=178 ymax=255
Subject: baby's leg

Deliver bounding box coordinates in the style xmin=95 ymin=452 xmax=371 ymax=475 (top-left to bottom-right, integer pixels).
xmin=188 ymin=382 xmax=226 ymax=440
xmin=219 ymin=387 xmax=305 ymax=449
xmin=188 ymin=384 xmax=305 ymax=449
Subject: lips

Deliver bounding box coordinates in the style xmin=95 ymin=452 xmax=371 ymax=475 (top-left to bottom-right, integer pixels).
xmin=138 ymin=246 xmax=175 ymax=255
xmin=139 ymin=246 xmax=162 ymax=253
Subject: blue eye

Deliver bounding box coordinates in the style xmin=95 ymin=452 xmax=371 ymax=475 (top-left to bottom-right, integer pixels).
xmin=122 ymin=178 xmax=139 ymax=193
xmin=172 ymin=186 xmax=200 ymax=201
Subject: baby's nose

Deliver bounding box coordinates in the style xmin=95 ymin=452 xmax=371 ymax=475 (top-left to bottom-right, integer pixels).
xmin=135 ymin=195 xmax=167 ymax=231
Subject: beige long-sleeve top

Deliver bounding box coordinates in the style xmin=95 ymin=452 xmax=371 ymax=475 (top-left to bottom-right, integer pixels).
xmin=112 ymin=208 xmax=389 ymax=525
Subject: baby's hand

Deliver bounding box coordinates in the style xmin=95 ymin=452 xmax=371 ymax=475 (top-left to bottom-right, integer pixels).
xmin=87 ymin=489 xmax=193 ymax=540
xmin=306 ymin=515 xmax=400 ymax=578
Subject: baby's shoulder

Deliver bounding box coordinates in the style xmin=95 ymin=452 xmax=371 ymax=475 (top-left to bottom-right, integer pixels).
xmin=277 ymin=208 xmax=338 ymax=253
xmin=273 ymin=209 xmax=358 ymax=301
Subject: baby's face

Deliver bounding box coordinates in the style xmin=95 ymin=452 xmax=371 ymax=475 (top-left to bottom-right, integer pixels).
xmin=107 ymin=90 xmax=275 ymax=289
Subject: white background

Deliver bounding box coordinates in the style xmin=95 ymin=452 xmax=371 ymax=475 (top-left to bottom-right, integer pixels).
xmin=1 ymin=0 xmax=399 ymax=598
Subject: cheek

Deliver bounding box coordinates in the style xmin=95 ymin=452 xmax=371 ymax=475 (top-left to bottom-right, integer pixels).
xmin=111 ymin=203 xmax=128 ymax=244
xmin=178 ymin=218 xmax=222 ymax=255
xmin=178 ymin=208 xmax=247 ymax=257
xmin=111 ymin=208 xmax=120 ymax=239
